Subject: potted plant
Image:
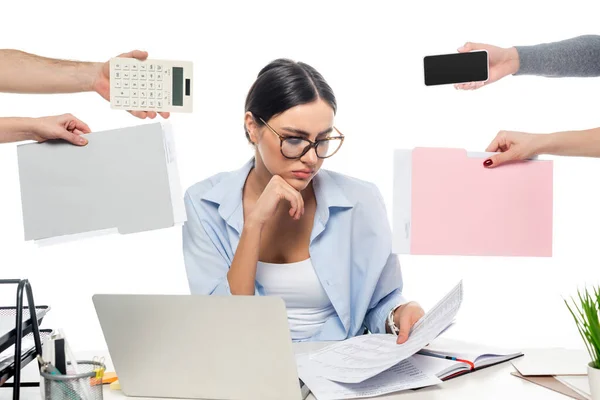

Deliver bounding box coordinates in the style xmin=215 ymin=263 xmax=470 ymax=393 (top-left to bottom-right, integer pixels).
xmin=565 ymin=286 xmax=600 ymax=400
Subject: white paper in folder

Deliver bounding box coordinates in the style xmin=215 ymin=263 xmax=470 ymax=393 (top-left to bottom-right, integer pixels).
xmin=306 ymin=281 xmax=463 ymax=384
xmin=16 ymin=121 xmax=186 ymax=245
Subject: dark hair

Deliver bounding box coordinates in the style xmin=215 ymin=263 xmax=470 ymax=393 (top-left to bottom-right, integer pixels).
xmin=244 ymin=58 xmax=337 ymax=144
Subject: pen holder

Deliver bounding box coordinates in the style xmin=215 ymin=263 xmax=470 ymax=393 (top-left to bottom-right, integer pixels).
xmin=40 ymin=360 xmax=105 ymax=400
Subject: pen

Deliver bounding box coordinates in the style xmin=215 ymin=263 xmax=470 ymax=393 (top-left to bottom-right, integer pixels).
xmin=419 ymin=351 xmax=475 ymax=370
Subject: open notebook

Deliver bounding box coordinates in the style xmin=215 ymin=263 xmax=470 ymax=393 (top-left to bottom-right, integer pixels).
xmin=297 ymin=336 xmax=523 ymax=400
xmin=297 ymin=282 xmax=523 ymax=400
xmin=415 ymin=337 xmax=523 ymax=380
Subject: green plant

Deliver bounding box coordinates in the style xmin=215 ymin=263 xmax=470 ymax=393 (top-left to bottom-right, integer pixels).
xmin=565 ymin=286 xmax=600 ymax=369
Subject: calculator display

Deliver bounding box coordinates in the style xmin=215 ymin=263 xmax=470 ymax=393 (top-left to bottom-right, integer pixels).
xmin=173 ymin=67 xmax=183 ymax=106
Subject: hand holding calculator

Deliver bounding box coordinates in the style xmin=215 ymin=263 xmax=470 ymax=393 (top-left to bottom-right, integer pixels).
xmin=109 ymin=57 xmax=193 ymax=113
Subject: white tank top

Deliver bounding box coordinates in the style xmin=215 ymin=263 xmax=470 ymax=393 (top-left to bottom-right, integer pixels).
xmin=255 ymin=258 xmax=335 ymax=341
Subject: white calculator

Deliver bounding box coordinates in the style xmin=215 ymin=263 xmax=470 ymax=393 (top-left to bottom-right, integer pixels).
xmin=109 ymin=58 xmax=193 ymax=113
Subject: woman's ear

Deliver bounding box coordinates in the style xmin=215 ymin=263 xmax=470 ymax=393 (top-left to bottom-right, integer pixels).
xmin=245 ymin=112 xmax=259 ymax=144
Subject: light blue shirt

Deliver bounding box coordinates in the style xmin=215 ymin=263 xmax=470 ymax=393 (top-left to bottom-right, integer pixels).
xmin=182 ymin=158 xmax=406 ymax=341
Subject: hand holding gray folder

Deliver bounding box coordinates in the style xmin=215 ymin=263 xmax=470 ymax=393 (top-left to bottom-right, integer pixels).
xmin=16 ymin=122 xmax=185 ymax=243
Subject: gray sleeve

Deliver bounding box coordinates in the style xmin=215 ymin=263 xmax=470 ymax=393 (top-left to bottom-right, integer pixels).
xmin=514 ymin=35 xmax=600 ymax=77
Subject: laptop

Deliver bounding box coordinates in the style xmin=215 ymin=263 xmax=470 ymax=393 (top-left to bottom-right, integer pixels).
xmin=92 ymin=294 xmax=308 ymax=400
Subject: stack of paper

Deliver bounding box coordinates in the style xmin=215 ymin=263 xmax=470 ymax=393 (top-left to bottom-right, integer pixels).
xmin=0 ymin=336 xmax=36 ymax=372
xmin=554 ymin=376 xmax=592 ymax=400
xmin=16 ymin=122 xmax=186 ymax=244
xmin=511 ymin=349 xmax=592 ymax=399
xmin=296 ymin=354 xmax=442 ymax=400
xmin=297 ymin=281 xmax=463 ymax=399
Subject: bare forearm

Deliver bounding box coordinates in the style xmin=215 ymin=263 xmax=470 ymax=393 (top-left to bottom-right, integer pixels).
xmin=227 ymin=221 xmax=263 ymax=295
xmin=537 ymin=127 xmax=600 ymax=157
xmin=0 ymin=117 xmax=36 ymax=143
xmin=0 ymin=49 xmax=101 ymax=93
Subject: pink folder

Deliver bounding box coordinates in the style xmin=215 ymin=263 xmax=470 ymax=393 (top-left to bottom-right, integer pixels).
xmin=393 ymin=148 xmax=553 ymax=257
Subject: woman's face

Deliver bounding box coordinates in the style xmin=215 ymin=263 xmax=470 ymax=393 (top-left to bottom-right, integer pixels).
xmin=248 ymin=99 xmax=335 ymax=191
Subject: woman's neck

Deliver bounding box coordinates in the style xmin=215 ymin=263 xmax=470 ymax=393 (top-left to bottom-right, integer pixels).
xmin=247 ymin=158 xmax=273 ymax=196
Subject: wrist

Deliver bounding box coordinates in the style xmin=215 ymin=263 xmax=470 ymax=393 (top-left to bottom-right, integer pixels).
xmin=243 ymin=217 xmax=264 ymax=234
xmin=506 ymin=47 xmax=520 ymax=75
xmin=19 ymin=117 xmax=39 ymax=141
xmin=387 ymin=303 xmax=404 ymax=335
xmin=535 ymin=132 xmax=558 ymax=155
xmin=84 ymin=62 xmax=103 ymax=93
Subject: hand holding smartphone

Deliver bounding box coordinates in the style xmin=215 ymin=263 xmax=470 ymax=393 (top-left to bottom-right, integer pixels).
xmin=423 ymin=50 xmax=489 ymax=86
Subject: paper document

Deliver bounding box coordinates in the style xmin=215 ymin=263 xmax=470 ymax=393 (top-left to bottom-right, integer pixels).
xmin=307 ymin=281 xmax=463 ymax=383
xmin=296 ymin=353 xmax=441 ymax=400
xmin=511 ymin=372 xmax=589 ymax=400
xmin=411 ymin=353 xmax=458 ymax=377
xmin=555 ymin=376 xmax=591 ymax=400
xmin=161 ymin=121 xmax=186 ymax=226
xmin=0 ymin=336 xmax=36 ymax=371
xmin=511 ymin=348 xmax=589 ymax=376
xmin=420 ymin=336 xmax=522 ymax=364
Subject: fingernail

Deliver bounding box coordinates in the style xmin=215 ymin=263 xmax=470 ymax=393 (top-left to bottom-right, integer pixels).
xmin=79 ymin=137 xmax=88 ymax=145
xmin=484 ymin=159 xmax=493 ymax=167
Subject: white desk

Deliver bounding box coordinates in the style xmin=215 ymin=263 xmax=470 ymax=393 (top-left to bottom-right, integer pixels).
xmin=0 ymin=345 xmax=570 ymax=400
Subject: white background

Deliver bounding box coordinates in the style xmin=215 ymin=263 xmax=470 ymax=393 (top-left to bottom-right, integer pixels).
xmin=1 ymin=0 xmax=599 ymax=353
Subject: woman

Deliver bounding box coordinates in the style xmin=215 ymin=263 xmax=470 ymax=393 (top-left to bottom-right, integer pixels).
xmin=455 ymin=35 xmax=600 ymax=167
xmin=182 ymin=59 xmax=424 ymax=343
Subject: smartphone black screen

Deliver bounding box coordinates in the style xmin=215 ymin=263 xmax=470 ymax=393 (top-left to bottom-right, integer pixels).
xmin=424 ymin=51 xmax=488 ymax=86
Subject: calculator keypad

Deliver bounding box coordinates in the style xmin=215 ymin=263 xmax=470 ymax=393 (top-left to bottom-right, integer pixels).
xmin=112 ymin=60 xmax=172 ymax=110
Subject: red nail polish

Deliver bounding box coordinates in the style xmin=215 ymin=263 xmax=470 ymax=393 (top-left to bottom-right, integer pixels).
xmin=484 ymin=159 xmax=493 ymax=167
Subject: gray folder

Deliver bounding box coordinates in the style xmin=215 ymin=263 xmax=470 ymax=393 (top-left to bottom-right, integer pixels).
xmin=17 ymin=122 xmax=185 ymax=242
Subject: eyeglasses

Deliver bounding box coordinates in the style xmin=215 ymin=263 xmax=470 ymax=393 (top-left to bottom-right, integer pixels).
xmin=259 ymin=117 xmax=345 ymax=159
